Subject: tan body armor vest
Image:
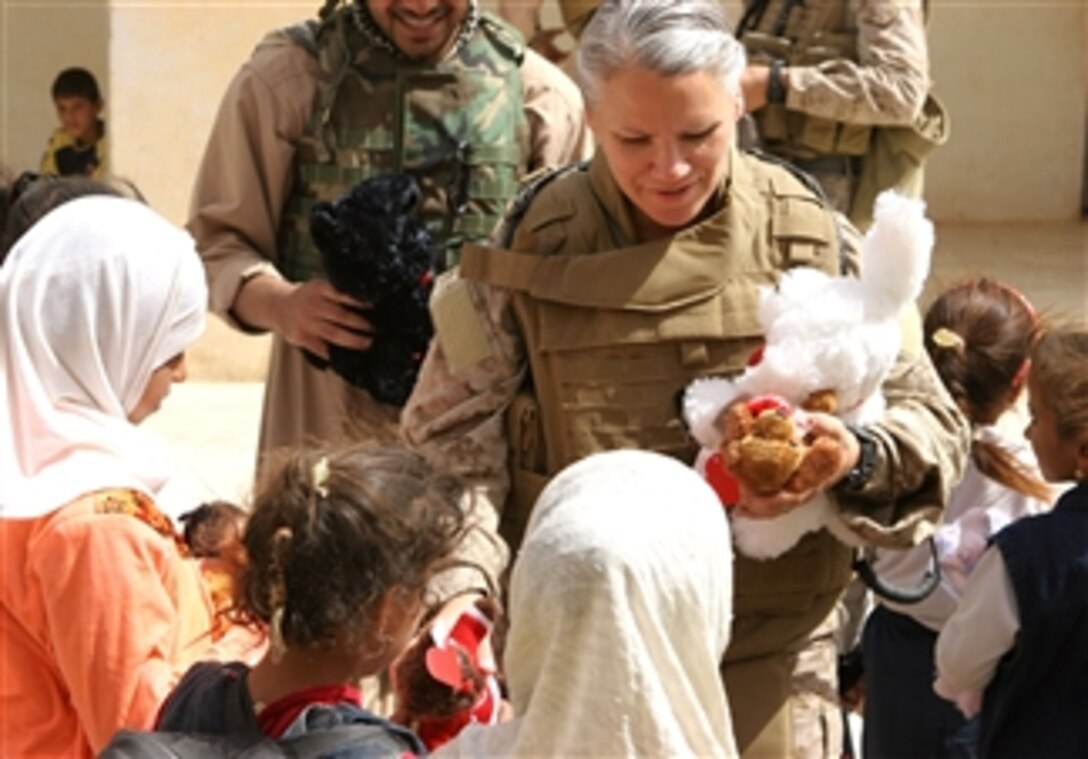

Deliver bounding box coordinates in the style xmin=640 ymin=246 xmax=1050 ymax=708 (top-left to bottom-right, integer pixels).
xmin=463 ymin=151 xmax=857 ymax=754
xmin=739 ymin=0 xmax=948 ymax=229
xmin=740 ymin=0 xmax=872 ymax=161
xmin=463 ymin=149 xmax=854 ymax=638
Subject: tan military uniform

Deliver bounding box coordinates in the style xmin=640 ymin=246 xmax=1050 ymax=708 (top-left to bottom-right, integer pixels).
xmin=740 ymin=0 xmax=937 ymax=224
xmin=403 ymin=149 xmax=968 ymax=756
xmin=556 ymin=0 xmax=600 ymax=36
xmin=189 ymin=18 xmax=591 ymax=462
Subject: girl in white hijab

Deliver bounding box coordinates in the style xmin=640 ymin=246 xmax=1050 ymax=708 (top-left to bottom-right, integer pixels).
xmin=0 ymin=196 xmax=253 ymax=758
xmin=439 ymin=449 xmax=738 ymax=758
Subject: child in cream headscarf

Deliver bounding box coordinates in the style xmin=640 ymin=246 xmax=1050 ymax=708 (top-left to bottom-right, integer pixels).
xmin=439 ymin=449 xmax=738 ymax=758
xmin=0 ymin=196 xmax=258 ymax=757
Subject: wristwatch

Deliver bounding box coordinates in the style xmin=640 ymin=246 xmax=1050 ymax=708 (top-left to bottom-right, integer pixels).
xmin=837 ymin=424 xmax=878 ymax=494
xmin=767 ymin=59 xmax=787 ymax=105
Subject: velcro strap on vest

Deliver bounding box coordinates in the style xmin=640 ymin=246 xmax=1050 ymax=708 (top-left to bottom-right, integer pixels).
xmin=462 ymin=233 xmax=729 ymax=311
xmin=461 ymin=243 xmax=541 ymax=293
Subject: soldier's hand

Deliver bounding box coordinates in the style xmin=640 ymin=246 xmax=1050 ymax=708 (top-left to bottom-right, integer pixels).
xmin=734 ymin=482 xmax=812 ymax=519
xmin=277 ymin=279 xmax=374 ymax=359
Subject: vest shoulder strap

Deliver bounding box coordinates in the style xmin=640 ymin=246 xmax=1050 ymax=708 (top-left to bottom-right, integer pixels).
xmin=460 ymin=244 xmax=541 ymax=293
xmin=279 ymin=18 xmax=321 ymax=56
xmin=461 ymin=161 xmax=593 ymax=294
xmin=477 ymin=12 xmax=526 ymax=65
xmin=743 ymin=149 xmax=851 ymax=275
xmin=494 ymin=161 xmax=589 ymax=247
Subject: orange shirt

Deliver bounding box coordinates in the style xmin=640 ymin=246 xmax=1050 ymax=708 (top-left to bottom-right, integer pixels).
xmin=0 ymin=489 xmax=233 ymax=757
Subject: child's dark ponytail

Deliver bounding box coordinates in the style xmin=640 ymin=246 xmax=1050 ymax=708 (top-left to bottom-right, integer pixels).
xmin=925 ymin=278 xmax=1050 ymax=501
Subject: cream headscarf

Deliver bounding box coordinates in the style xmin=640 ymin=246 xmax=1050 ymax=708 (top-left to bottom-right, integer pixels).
xmin=0 ymin=196 xmax=207 ymax=519
xmin=440 ymin=449 xmax=737 ymax=758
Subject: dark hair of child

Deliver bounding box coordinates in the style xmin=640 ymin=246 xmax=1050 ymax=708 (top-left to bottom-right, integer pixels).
xmin=1 ymin=172 xmax=135 ymax=260
xmin=924 ymin=277 xmax=1051 ymax=501
xmin=234 ymin=443 xmax=468 ymax=652
xmin=51 ymin=67 xmax=102 ymax=103
xmin=1029 ymin=328 xmax=1088 ymax=443
xmin=178 ymin=500 xmax=247 ymax=560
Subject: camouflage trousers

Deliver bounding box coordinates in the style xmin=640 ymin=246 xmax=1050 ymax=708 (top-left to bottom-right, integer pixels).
xmin=789 ymin=609 xmax=845 ymax=759
xmin=727 ymin=607 xmax=844 ymax=759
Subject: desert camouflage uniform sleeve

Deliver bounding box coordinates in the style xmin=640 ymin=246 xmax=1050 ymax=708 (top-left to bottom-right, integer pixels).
xmin=833 ymin=214 xmax=970 ymax=547
xmin=519 ymin=47 xmax=594 ymax=169
xmin=401 ymin=272 xmax=527 ymax=600
xmin=788 ymin=0 xmax=929 ymax=126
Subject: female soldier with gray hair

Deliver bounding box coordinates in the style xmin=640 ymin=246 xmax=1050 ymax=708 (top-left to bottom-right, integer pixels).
xmin=403 ymin=1 xmax=967 ymax=755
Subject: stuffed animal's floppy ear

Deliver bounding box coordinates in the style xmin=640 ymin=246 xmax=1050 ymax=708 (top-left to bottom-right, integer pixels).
xmin=860 ymin=190 xmax=934 ymax=322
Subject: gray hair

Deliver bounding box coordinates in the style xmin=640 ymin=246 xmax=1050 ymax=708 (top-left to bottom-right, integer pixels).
xmin=575 ymin=0 xmax=747 ymax=107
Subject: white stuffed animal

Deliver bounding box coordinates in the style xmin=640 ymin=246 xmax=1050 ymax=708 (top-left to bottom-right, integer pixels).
xmin=683 ymin=190 xmax=935 ymax=559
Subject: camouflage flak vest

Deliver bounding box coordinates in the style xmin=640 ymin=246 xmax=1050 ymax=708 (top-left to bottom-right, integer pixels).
xmin=278 ymin=9 xmax=528 ymax=282
xmin=739 ymin=0 xmax=873 ymax=161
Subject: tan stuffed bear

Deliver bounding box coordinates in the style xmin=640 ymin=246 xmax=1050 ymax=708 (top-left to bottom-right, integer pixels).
xmin=721 ymin=392 xmax=843 ymax=496
xmin=683 ymin=190 xmax=935 ymax=559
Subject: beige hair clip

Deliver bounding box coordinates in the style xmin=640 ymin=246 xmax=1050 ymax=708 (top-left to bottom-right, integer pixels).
xmin=269 ymin=606 xmax=287 ymax=663
xmin=931 ymin=327 xmax=965 ymax=351
xmin=312 ymin=455 xmax=330 ymax=498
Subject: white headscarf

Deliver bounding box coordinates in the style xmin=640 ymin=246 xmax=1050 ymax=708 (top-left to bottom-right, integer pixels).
xmin=0 ymin=195 xmax=207 ymax=519
xmin=440 ymin=449 xmax=737 ymax=758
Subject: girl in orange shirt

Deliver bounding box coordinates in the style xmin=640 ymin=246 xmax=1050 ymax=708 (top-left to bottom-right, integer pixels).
xmin=0 ymin=195 xmax=257 ymax=757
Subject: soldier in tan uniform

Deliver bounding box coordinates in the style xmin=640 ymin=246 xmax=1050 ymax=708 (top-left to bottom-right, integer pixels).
xmin=188 ymin=0 xmax=591 ymax=464
xmin=736 ymin=4 xmax=942 ymax=745
xmin=402 ymin=0 xmax=967 ymax=755
xmin=498 ymin=0 xmax=599 ymax=63
xmin=737 ymin=0 xmax=946 ymax=228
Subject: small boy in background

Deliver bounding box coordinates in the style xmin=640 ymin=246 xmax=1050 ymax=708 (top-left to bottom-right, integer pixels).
xmin=40 ymin=67 xmax=107 ymax=179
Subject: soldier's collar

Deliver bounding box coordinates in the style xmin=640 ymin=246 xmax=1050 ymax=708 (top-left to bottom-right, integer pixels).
xmin=586 ymin=153 xmax=640 ymax=247
xmin=351 ymin=1 xmax=480 ymax=63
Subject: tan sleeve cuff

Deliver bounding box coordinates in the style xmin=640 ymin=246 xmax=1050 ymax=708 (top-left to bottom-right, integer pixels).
xmin=427 ymin=488 xmax=510 ymax=603
xmin=211 ymin=257 xmax=283 ymax=334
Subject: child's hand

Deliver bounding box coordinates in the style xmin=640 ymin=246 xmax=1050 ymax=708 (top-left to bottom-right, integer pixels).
xmin=430 ymin=592 xmax=497 ymax=671
xmin=933 ymin=676 xmax=982 ymax=719
xmin=497 ymin=698 xmax=515 ymax=723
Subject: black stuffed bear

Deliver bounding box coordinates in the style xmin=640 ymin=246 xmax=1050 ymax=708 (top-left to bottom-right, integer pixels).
xmin=308 ymin=173 xmax=437 ymax=407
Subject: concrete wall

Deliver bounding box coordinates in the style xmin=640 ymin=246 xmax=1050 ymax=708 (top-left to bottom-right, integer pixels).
xmin=2 ymin=1 xmax=1084 ymax=225
xmin=1 ymin=0 xmax=1084 ymax=382
xmin=1 ymin=0 xmax=312 ymax=225
xmin=1 ymin=2 xmax=110 ymax=176
xmin=925 ymin=1 xmax=1086 ymax=222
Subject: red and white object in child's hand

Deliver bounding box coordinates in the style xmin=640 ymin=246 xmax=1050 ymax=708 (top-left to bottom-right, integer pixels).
xmin=413 ymin=604 xmax=502 ymax=750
